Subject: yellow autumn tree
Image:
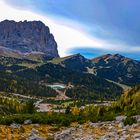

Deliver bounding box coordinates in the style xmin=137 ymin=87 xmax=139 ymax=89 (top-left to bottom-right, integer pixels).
xmin=71 ymin=106 xmax=80 ymax=116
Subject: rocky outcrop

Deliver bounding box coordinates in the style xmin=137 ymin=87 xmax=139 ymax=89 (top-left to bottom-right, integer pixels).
xmin=10 ymin=123 xmax=21 ymax=129
xmin=28 ymin=128 xmax=46 ymax=140
xmin=54 ymin=120 xmax=140 ymax=140
xmin=24 ymin=120 xmax=32 ymax=125
xmin=0 ymin=20 xmax=59 ymax=57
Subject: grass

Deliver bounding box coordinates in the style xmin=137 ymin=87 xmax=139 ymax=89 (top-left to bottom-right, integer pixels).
xmin=106 ymin=79 xmax=132 ymax=92
xmin=18 ymin=62 xmax=43 ymax=69
xmin=49 ymin=54 xmax=78 ymax=64
xmin=62 ymin=101 xmax=74 ymax=106
xmin=0 ymin=124 xmax=55 ymax=139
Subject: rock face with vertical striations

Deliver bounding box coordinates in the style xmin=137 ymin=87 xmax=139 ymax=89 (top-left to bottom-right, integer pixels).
xmin=0 ymin=20 xmax=59 ymax=57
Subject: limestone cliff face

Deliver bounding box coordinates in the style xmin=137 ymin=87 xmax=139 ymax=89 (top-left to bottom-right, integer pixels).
xmin=0 ymin=20 xmax=59 ymax=57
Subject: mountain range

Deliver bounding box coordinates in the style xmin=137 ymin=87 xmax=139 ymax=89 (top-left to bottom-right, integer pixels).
xmin=49 ymin=53 xmax=140 ymax=86
xmin=0 ymin=20 xmax=139 ymax=100
xmin=91 ymin=54 xmax=140 ymax=86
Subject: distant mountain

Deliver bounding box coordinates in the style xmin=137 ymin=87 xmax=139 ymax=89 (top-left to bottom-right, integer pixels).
xmin=0 ymin=54 xmax=123 ymax=100
xmin=0 ymin=19 xmax=139 ymax=99
xmin=49 ymin=53 xmax=140 ymax=86
xmin=91 ymin=54 xmax=140 ymax=86
xmin=49 ymin=53 xmax=93 ymax=72
xmin=0 ymin=20 xmax=59 ymax=57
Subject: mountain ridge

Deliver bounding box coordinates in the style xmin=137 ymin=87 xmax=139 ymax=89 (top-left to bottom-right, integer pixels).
xmin=49 ymin=53 xmax=140 ymax=86
xmin=91 ymin=53 xmax=140 ymax=86
xmin=0 ymin=41 xmax=139 ymax=87
xmin=0 ymin=19 xmax=139 ymax=93
xmin=0 ymin=45 xmax=138 ymax=87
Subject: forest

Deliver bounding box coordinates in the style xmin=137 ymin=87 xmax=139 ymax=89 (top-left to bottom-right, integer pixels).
xmin=0 ymin=84 xmax=139 ymax=127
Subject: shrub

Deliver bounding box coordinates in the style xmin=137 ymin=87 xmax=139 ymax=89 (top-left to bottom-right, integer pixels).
xmin=47 ymin=136 xmax=54 ymax=140
xmin=123 ymin=116 xmax=137 ymax=126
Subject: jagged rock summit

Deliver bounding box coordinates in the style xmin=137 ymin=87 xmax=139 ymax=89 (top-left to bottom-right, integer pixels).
xmin=0 ymin=20 xmax=59 ymax=57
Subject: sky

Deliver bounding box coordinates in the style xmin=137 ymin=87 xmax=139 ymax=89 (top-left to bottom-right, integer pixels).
xmin=0 ymin=0 xmax=140 ymax=60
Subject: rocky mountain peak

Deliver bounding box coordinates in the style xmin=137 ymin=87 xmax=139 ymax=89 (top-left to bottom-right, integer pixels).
xmin=91 ymin=53 xmax=140 ymax=86
xmin=111 ymin=54 xmax=125 ymax=60
xmin=113 ymin=53 xmax=124 ymax=57
xmin=92 ymin=53 xmax=132 ymax=63
xmin=69 ymin=53 xmax=87 ymax=61
xmin=0 ymin=20 xmax=59 ymax=57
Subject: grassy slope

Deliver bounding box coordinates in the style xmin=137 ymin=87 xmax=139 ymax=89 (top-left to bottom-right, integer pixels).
xmin=48 ymin=54 xmax=79 ymax=64
xmin=106 ymin=79 xmax=132 ymax=92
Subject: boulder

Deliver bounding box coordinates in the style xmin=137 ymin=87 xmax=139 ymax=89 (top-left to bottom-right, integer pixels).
xmin=82 ymin=136 xmax=94 ymax=140
xmin=100 ymin=132 xmax=117 ymax=140
xmin=115 ymin=116 xmax=127 ymax=122
xmin=24 ymin=120 xmax=32 ymax=125
xmin=10 ymin=123 xmax=21 ymax=129
xmin=123 ymin=125 xmax=130 ymax=130
xmin=30 ymin=128 xmax=39 ymax=135
xmin=118 ymin=122 xmax=124 ymax=128
xmin=119 ymin=136 xmax=126 ymax=140
xmin=132 ymin=123 xmax=139 ymax=128
xmin=134 ymin=133 xmax=140 ymax=139
xmin=28 ymin=135 xmax=46 ymax=140
xmin=100 ymin=135 xmax=110 ymax=140
xmin=54 ymin=127 xmax=77 ymax=140
xmin=133 ymin=115 xmax=140 ymax=123
xmin=28 ymin=128 xmax=46 ymax=140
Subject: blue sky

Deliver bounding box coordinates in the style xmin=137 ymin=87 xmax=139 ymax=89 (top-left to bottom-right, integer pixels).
xmin=1 ymin=0 xmax=140 ymax=60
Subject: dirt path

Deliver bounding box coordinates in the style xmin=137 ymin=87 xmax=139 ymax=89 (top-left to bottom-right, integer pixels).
xmin=54 ymin=89 xmax=69 ymax=100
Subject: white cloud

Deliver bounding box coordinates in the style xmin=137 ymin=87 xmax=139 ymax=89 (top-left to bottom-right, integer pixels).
xmin=0 ymin=0 xmax=140 ymax=57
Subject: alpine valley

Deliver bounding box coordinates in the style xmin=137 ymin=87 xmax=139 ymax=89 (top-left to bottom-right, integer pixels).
xmin=0 ymin=20 xmax=140 ymax=140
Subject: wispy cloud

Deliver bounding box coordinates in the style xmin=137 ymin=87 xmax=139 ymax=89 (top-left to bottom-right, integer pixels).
xmin=68 ymin=47 xmax=140 ymax=60
xmin=1 ymin=0 xmax=140 ymax=59
xmin=0 ymin=0 xmax=101 ymax=56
